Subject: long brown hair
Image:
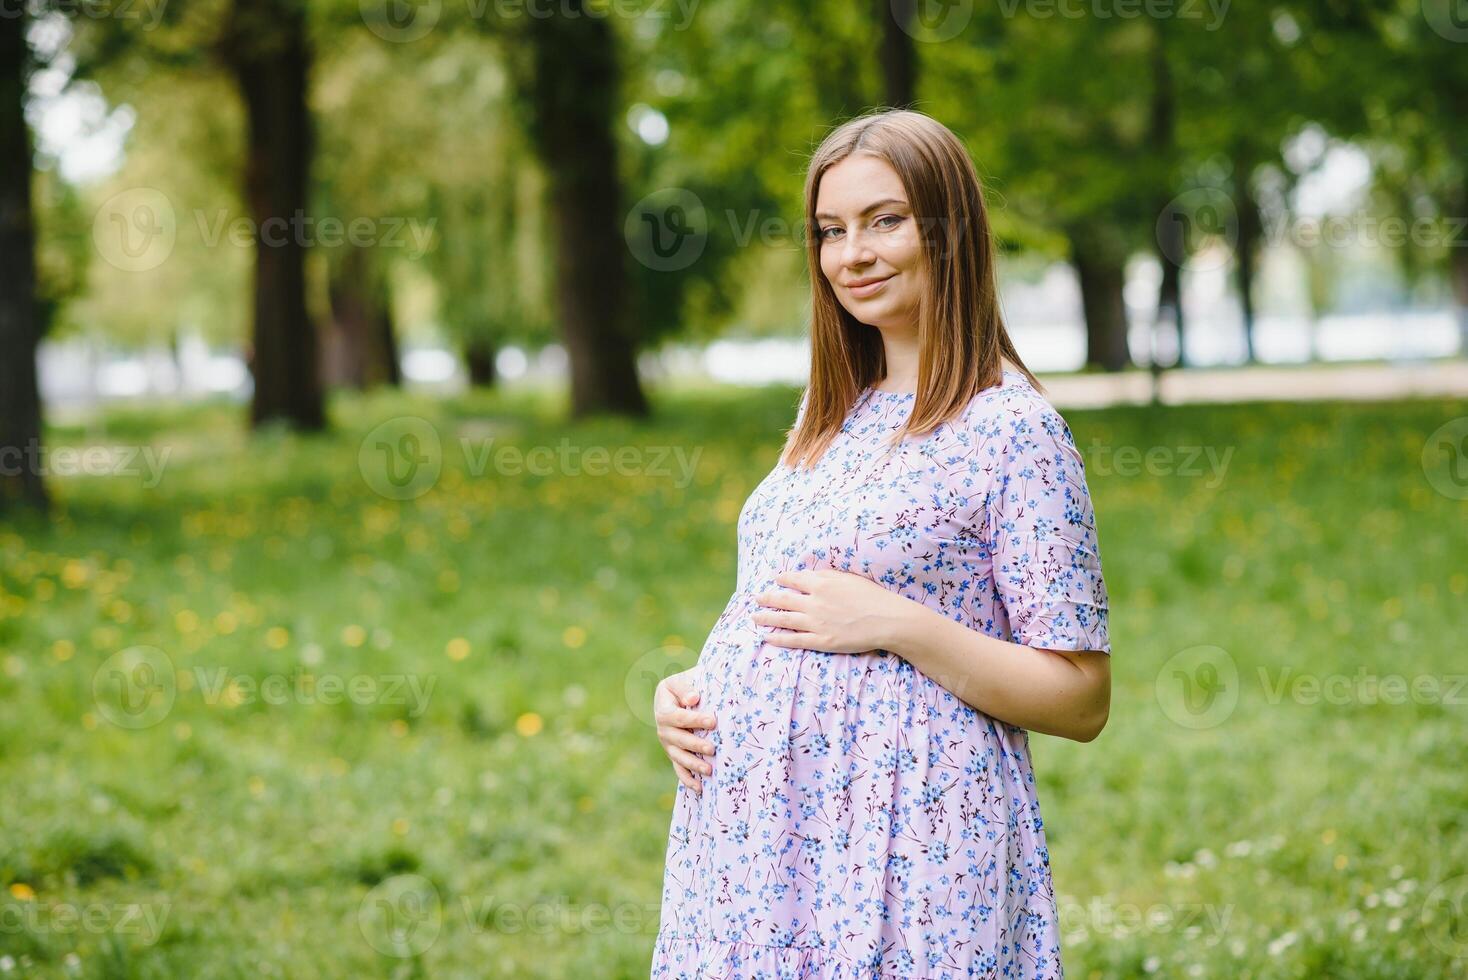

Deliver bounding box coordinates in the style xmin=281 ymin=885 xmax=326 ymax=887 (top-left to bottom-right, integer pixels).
xmin=780 ymin=109 xmax=1042 ymax=469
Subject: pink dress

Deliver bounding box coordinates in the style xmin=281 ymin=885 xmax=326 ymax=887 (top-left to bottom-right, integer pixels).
xmin=651 ymin=369 xmax=1111 ymax=978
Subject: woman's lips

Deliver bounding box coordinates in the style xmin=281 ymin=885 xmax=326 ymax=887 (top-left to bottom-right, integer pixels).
xmin=848 ymin=274 xmax=894 ymax=298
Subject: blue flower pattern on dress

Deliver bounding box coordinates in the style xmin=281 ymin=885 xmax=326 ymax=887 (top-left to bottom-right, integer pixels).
xmin=652 ymin=369 xmax=1110 ymax=979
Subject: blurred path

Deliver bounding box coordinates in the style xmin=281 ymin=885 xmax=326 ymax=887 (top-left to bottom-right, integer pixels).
xmin=1038 ymin=359 xmax=1468 ymax=409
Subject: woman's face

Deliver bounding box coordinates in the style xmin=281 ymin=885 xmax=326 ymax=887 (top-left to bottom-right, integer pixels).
xmin=814 ymin=154 xmax=925 ymax=332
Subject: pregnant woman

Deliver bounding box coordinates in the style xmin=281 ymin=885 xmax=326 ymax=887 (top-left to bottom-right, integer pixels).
xmin=650 ymin=109 xmax=1112 ymax=979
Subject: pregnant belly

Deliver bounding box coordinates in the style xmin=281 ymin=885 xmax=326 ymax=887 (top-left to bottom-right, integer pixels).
xmin=693 ymin=598 xmax=994 ymax=815
xmin=669 ymin=599 xmax=1050 ymax=964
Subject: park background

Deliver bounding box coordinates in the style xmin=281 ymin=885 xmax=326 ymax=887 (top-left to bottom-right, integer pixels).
xmin=1 ymin=0 xmax=1467 ymax=976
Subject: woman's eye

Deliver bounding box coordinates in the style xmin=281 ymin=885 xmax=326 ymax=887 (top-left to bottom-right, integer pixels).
xmin=820 ymin=226 xmax=841 ymax=241
xmin=876 ymin=215 xmax=903 ymax=229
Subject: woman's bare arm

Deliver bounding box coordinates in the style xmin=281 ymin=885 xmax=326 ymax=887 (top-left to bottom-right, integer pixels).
xmin=877 ymin=600 xmax=1110 ymax=742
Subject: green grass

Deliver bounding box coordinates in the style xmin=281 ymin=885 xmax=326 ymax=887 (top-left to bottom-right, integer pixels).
xmin=1 ymin=383 xmax=1465 ymax=978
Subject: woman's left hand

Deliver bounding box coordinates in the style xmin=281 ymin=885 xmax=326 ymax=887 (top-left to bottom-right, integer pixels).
xmin=751 ymin=569 xmax=913 ymax=654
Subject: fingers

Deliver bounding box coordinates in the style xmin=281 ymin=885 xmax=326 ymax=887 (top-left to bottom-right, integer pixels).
xmin=667 ymin=745 xmax=712 ymax=778
xmin=662 ymin=727 xmax=716 ymax=759
xmin=654 ymin=705 xmax=717 ymax=731
xmin=672 ymin=761 xmax=701 ymax=794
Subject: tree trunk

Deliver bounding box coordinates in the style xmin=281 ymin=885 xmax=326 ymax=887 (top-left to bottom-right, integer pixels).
xmin=1156 ymin=250 xmax=1184 ymax=367
xmin=465 ymin=338 xmax=498 ymax=388
xmin=1452 ymin=178 xmax=1468 ymax=357
xmin=1233 ymin=153 xmax=1262 ymax=365
xmin=877 ymin=0 xmax=916 ymax=108
xmin=0 ymin=9 xmax=47 ymax=513
xmin=324 ymin=243 xmax=398 ymax=389
xmin=378 ymin=300 xmax=400 ymax=386
xmin=1148 ymin=27 xmax=1185 ymax=370
xmin=222 ymin=0 xmax=325 ymax=430
xmin=518 ymin=0 xmax=648 ymax=419
xmin=1069 ymin=228 xmax=1132 ymax=372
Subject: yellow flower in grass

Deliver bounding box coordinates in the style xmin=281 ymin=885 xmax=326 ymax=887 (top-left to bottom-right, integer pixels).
xmin=341 ymin=624 xmax=366 ymax=648
xmin=9 ymin=883 xmax=35 ymax=901
xmin=562 ymin=626 xmax=586 ymax=649
xmin=265 ymin=627 xmax=289 ymax=650
xmin=445 ymin=638 xmax=470 ymax=662
xmin=515 ymin=712 xmax=543 ymax=737
xmin=61 ymin=560 xmax=90 ymax=589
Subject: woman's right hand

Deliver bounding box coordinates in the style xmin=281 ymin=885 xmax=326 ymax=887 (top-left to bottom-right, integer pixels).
xmin=653 ymin=667 xmax=717 ymax=795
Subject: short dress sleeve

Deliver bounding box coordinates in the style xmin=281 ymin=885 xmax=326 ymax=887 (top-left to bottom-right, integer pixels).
xmin=985 ymin=398 xmax=1111 ymax=654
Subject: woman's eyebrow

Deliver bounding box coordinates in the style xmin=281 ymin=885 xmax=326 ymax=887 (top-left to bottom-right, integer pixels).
xmin=814 ymin=198 xmax=909 ymax=221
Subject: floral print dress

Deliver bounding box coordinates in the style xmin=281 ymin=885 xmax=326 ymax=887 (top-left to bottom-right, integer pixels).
xmin=651 ymin=369 xmax=1111 ymax=979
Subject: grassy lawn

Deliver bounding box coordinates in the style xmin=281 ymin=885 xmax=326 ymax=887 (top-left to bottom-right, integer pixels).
xmin=1 ymin=384 xmax=1465 ymax=978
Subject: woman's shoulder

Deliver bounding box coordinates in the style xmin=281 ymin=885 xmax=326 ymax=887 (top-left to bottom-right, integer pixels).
xmin=961 ymin=367 xmax=1054 ymax=426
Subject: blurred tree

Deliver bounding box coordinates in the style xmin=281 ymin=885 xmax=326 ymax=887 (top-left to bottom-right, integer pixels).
xmin=1174 ymin=5 xmax=1318 ymax=365
xmin=391 ymin=35 xmax=553 ymax=388
xmin=61 ymin=0 xmax=324 ymax=427
xmin=1147 ymin=22 xmax=1185 ymax=369
xmin=321 ymin=240 xmax=398 ymax=387
xmin=506 ymin=0 xmax=647 ymax=418
xmin=1284 ymin=0 xmax=1467 ymax=352
xmin=219 ymin=0 xmax=324 ymax=428
xmin=926 ymin=11 xmax=1156 ymax=371
xmin=0 ymin=6 xmax=47 ymax=512
xmin=1360 ymin=1 xmax=1468 ymax=353
xmin=877 ymin=0 xmax=917 ymax=109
